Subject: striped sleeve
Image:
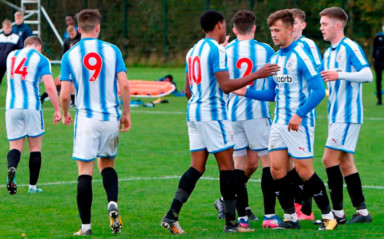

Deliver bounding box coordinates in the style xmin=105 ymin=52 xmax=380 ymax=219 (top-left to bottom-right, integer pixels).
xmin=60 ymin=53 xmax=72 ymax=82
xmin=346 ymin=41 xmax=369 ymax=71
xmin=210 ymin=45 xmax=228 ymax=73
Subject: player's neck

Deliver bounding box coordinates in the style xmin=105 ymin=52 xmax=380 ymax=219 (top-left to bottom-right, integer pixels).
xmin=281 ymin=38 xmax=294 ymax=49
xmin=236 ymin=33 xmax=254 ymax=41
xmin=293 ymin=34 xmax=302 ymax=41
xmin=205 ymin=32 xmax=220 ymax=44
xmin=330 ymin=32 xmax=345 ymax=45
xmin=81 ymin=33 xmax=98 ymax=39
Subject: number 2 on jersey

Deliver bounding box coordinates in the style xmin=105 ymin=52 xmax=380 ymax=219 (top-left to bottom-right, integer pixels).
xmin=236 ymin=58 xmax=254 ymax=86
xmin=10 ymin=57 xmax=28 ymax=80
xmin=83 ymin=52 xmax=103 ymax=81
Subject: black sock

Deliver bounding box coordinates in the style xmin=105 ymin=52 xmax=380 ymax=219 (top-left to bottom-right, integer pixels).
xmin=345 ymin=172 xmax=366 ymax=209
xmin=220 ymin=170 xmax=237 ymax=226
xmin=304 ymin=173 xmax=331 ymax=214
xmin=29 ymin=152 xmax=41 ymax=185
xmin=301 ymin=197 xmax=313 ymax=216
xmin=261 ymin=167 xmax=276 ymax=215
xmin=326 ymin=165 xmax=344 ymax=210
xmin=77 ymin=175 xmax=93 ymax=224
xmin=274 ymin=175 xmax=295 ymax=214
xmin=166 ymin=167 xmax=202 ymax=220
xmin=7 ymin=149 xmax=21 ymax=169
xmin=101 ymin=167 xmax=118 ymax=202
xmin=235 ymin=169 xmax=247 ymax=217
xmin=287 ymin=168 xmax=303 ymax=205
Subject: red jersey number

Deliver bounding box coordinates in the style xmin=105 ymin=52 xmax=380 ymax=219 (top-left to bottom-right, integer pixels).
xmin=83 ymin=52 xmax=103 ymax=82
xmin=10 ymin=57 xmax=28 ymax=80
xmin=188 ymin=56 xmax=202 ymax=85
xmin=236 ymin=58 xmax=254 ymax=86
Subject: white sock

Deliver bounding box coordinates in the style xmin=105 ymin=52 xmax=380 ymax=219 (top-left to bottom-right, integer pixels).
xmin=81 ymin=224 xmax=91 ymax=232
xmin=245 ymin=206 xmax=251 ymax=211
xmin=322 ymin=212 xmax=335 ymax=220
xmin=29 ymin=185 xmax=37 ymax=190
xmin=265 ymin=214 xmax=276 ymax=218
xmin=284 ymin=213 xmax=297 ymax=222
xmin=238 ymin=216 xmax=248 ymax=221
xmin=108 ymin=201 xmax=118 ymax=209
xmin=332 ymin=209 xmax=345 ymax=218
xmin=357 ymin=209 xmax=369 ymax=216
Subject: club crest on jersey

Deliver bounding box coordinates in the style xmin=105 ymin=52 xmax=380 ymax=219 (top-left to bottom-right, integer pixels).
xmin=336 ymin=51 xmax=345 ymax=63
xmin=276 ymin=74 xmax=293 ymax=83
xmin=285 ymin=57 xmax=296 ymax=71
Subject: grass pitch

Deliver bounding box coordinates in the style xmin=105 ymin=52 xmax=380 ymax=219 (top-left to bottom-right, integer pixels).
xmin=0 ymin=66 xmax=383 ymax=238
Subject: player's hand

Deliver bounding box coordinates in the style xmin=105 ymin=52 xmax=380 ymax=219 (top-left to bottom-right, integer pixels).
xmin=120 ymin=113 xmax=131 ymax=132
xmin=288 ymin=114 xmax=302 ymax=132
xmin=53 ymin=111 xmax=62 ymax=125
xmin=62 ymin=112 xmax=72 ymax=125
xmin=220 ymin=35 xmax=230 ymax=47
xmin=254 ymin=63 xmax=280 ymax=79
xmin=320 ymin=70 xmax=338 ymax=82
xmin=233 ymin=86 xmax=247 ymax=96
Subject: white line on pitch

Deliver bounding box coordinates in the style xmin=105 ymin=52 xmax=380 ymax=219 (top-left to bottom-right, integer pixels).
xmin=0 ymin=108 xmax=383 ymax=121
xmin=0 ymin=175 xmax=383 ymax=190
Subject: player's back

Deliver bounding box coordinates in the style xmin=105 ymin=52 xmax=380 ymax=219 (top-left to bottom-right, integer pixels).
xmin=270 ymin=41 xmax=319 ymax=127
xmin=61 ymin=38 xmax=126 ymax=121
xmin=226 ymin=39 xmax=274 ymax=121
xmin=322 ymin=37 xmax=369 ymax=124
xmin=186 ymin=38 xmax=228 ymax=122
xmin=6 ymin=47 xmax=51 ymax=110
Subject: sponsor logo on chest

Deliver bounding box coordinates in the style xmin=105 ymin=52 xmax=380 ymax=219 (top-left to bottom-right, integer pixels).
xmin=276 ymin=74 xmax=293 ymax=83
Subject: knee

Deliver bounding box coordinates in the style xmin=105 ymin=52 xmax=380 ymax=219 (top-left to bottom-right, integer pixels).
xmin=271 ymin=167 xmax=285 ymax=180
xmin=297 ymin=169 xmax=313 ymax=182
xmin=246 ymin=161 xmax=259 ymax=174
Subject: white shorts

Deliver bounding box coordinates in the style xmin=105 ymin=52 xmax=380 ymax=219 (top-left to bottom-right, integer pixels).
xmin=6 ymin=109 xmax=45 ymax=141
xmin=325 ymin=123 xmax=361 ymax=154
xmin=268 ymin=123 xmax=314 ymax=159
xmin=73 ymin=114 xmax=120 ymax=161
xmin=188 ymin=120 xmax=235 ymax=153
xmin=232 ymin=118 xmax=271 ymax=157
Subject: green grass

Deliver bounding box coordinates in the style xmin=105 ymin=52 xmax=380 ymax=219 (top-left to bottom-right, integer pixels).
xmin=0 ymin=66 xmax=383 ymax=238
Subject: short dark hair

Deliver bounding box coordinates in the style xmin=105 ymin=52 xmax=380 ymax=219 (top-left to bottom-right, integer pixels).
xmin=267 ymin=9 xmax=294 ymax=28
xmin=77 ymin=9 xmax=101 ymax=33
xmin=24 ymin=36 xmax=43 ymax=47
xmin=200 ymin=10 xmax=225 ymax=33
xmin=66 ymin=14 xmax=75 ymax=20
xmin=290 ymin=8 xmax=306 ymax=22
xmin=232 ymin=10 xmax=256 ymax=34
xmin=320 ymin=7 xmax=348 ymax=27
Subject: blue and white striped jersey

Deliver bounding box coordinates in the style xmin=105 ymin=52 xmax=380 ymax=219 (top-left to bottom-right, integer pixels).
xmin=60 ymin=38 xmax=127 ymax=121
xmin=322 ymin=37 xmax=370 ymax=124
xmin=270 ymin=41 xmax=319 ymax=127
xmin=185 ymin=38 xmax=229 ymax=122
xmin=6 ymin=48 xmax=51 ymax=110
xmin=296 ymin=36 xmax=322 ymax=68
xmin=226 ymin=39 xmax=274 ymax=121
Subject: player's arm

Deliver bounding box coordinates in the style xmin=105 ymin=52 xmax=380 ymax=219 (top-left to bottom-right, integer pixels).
xmin=42 ymin=75 xmax=61 ymax=124
xmin=215 ymin=63 xmax=279 ymax=93
xmin=288 ymin=75 xmax=326 ymax=132
xmin=233 ymin=77 xmax=276 ymax=101
xmin=59 ymin=54 xmax=72 ymax=125
xmin=117 ymin=71 xmax=131 ymax=132
xmin=60 ymin=81 xmax=72 ymax=125
xmin=184 ymin=73 xmax=191 ymax=100
xmin=321 ymin=67 xmax=373 ymax=83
